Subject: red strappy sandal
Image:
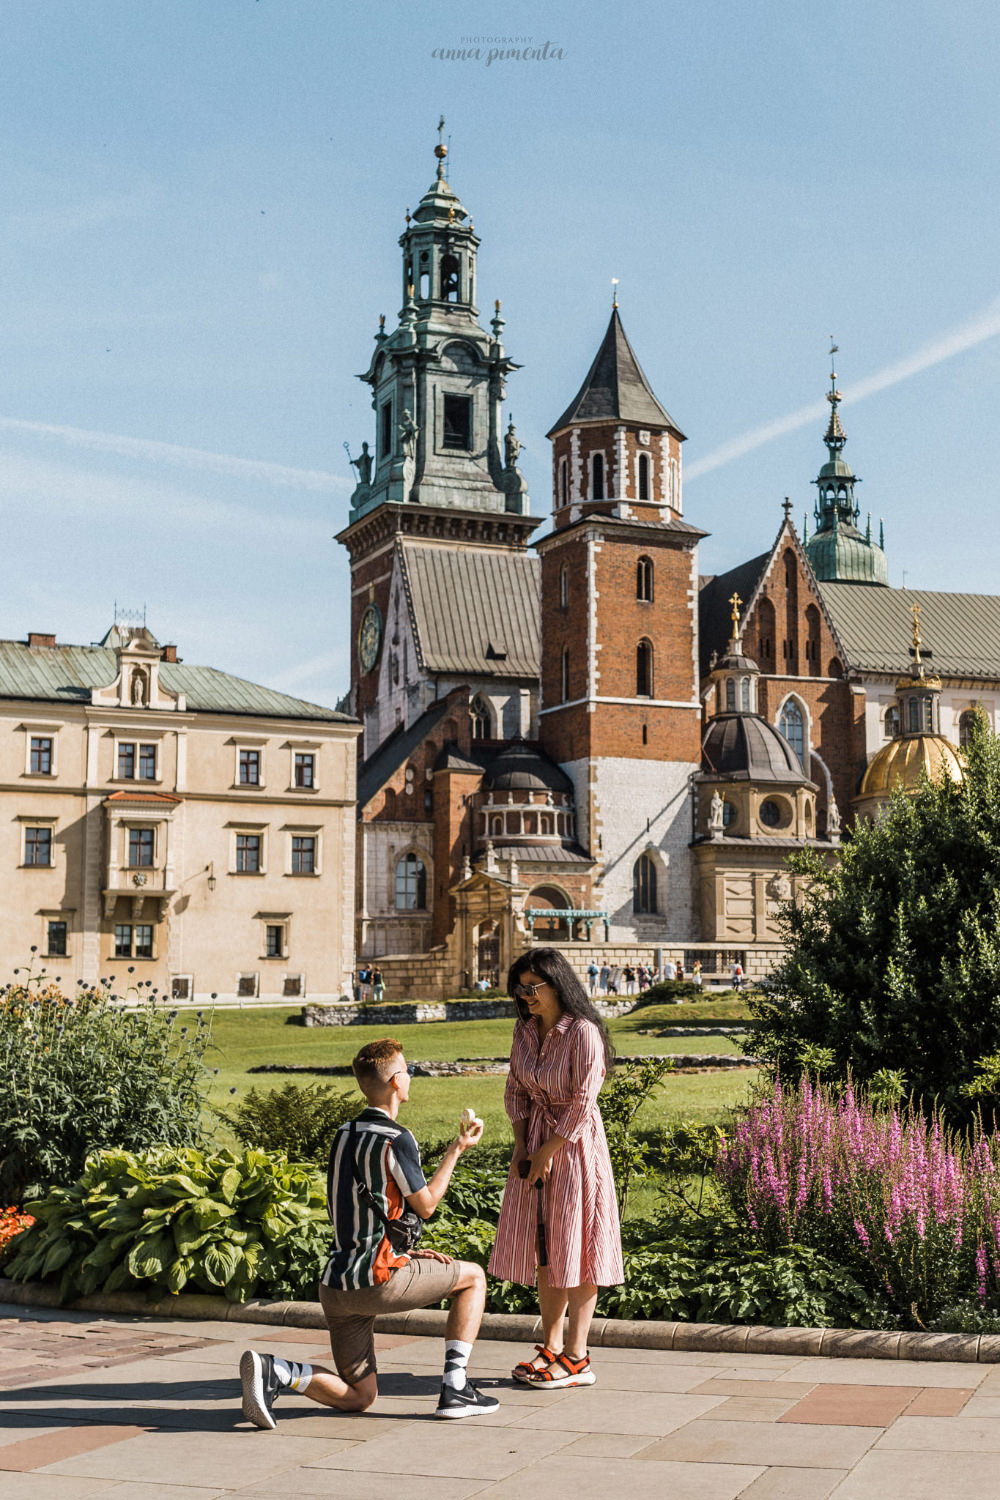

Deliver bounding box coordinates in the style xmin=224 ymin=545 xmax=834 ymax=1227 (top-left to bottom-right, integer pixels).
xmin=512 ymin=1343 xmax=560 ymax=1384
xmin=523 ymin=1350 xmax=596 ymax=1388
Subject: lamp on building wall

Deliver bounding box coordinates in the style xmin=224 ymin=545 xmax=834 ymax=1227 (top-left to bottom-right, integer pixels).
xmin=207 ymin=862 xmax=216 ymax=892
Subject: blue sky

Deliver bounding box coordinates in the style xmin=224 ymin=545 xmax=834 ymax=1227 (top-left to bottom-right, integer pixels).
xmin=3 ymin=0 xmax=998 ymax=706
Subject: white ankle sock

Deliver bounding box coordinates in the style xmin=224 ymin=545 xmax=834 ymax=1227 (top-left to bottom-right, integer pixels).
xmin=273 ymin=1357 xmax=313 ymax=1391
xmin=443 ymin=1339 xmax=473 ymax=1390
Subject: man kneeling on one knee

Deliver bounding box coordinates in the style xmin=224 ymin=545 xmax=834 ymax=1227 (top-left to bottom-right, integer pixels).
xmin=240 ymin=1037 xmax=498 ymax=1425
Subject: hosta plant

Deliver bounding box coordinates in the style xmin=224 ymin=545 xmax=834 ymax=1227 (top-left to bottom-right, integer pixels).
xmin=4 ymin=1146 xmax=330 ymax=1304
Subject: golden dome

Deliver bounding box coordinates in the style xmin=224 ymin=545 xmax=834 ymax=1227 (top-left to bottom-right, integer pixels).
xmin=857 ymin=733 xmax=964 ymax=804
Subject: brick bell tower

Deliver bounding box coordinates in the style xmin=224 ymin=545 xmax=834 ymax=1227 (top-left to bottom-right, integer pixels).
xmin=537 ymin=299 xmax=706 ymax=939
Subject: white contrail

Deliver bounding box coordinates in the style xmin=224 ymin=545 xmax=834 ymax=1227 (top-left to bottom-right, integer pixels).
xmin=0 ymin=415 xmax=346 ymax=493
xmin=686 ymin=296 xmax=1000 ymax=481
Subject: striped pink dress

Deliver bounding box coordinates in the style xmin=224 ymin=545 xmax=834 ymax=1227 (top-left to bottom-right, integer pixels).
xmin=488 ymin=1013 xmax=624 ymax=1289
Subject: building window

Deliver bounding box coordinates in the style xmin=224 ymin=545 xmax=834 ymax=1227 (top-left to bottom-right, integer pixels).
xmin=560 ymin=563 xmax=568 ymax=609
xmin=440 ymin=253 xmax=460 ymax=300
xmin=959 ymin=709 xmax=982 ymax=746
xmin=636 ymin=556 xmax=653 ymax=601
xmin=118 ymin=742 xmax=136 ymax=779
xmin=294 ymin=752 xmax=315 ymax=788
xmin=778 ymin=700 xmax=805 ymax=764
xmin=725 ymin=677 xmax=736 ymax=712
xmin=172 ymin=976 xmax=192 ymax=999
xmin=561 ymin=646 xmax=570 ymax=704
xmin=885 ymin=704 xmax=901 ymax=739
xmin=239 ymin=749 xmax=261 ymax=785
xmin=24 ymin=827 xmax=53 ymax=867
xmin=633 ymin=853 xmax=657 ymax=914
xmin=139 ymin=744 xmax=157 ymax=779
xmin=128 ymin=828 xmax=154 ymax=868
xmin=442 ymin=393 xmax=472 ymax=449
xmin=291 ymin=835 xmax=316 ymax=874
xmin=237 ymin=973 xmax=259 ymax=998
xmin=591 ymin=452 xmax=605 ymax=500
xmin=115 ymin=923 xmax=153 ymax=959
xmin=381 ymin=401 xmax=393 ymax=460
xmin=395 ymin=852 xmax=426 ymax=910
xmin=471 ymin=695 xmax=491 ymax=740
xmin=559 ymin=457 xmax=568 ymax=506
xmin=283 ymin=974 xmax=303 ymax=997
xmin=636 ymin=639 xmax=653 ymax=697
xmin=740 ymin=677 xmax=751 ymax=711
xmin=236 ymin=833 xmax=262 ymax=873
xmin=46 ymin=920 xmax=67 ymax=956
xmin=265 ymin=923 xmax=285 ymax=958
xmin=30 ymin=737 xmax=53 ymax=775
xmin=638 ymin=453 xmax=650 ymax=501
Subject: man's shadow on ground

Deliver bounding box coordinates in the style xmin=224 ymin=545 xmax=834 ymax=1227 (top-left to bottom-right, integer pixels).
xmin=0 ymin=1370 xmax=509 ymax=1432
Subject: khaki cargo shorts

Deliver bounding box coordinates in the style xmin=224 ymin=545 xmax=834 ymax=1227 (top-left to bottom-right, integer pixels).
xmin=319 ymin=1255 xmax=464 ymax=1385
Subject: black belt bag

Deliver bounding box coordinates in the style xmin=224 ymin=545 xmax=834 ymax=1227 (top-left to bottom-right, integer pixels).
xmin=346 ymin=1120 xmax=423 ymax=1255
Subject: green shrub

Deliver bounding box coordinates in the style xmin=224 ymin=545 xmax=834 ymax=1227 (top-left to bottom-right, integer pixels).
xmin=0 ymin=974 xmax=213 ymax=1204
xmin=4 ymin=1145 xmax=330 ymax=1303
xmin=931 ymin=1301 xmax=1000 ymax=1335
xmin=633 ymin=981 xmax=709 ymax=1007
xmin=216 ymin=1080 xmax=361 ymax=1161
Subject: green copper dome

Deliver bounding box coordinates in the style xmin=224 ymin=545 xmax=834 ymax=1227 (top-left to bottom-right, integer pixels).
xmin=806 ymin=518 xmax=889 ymax=584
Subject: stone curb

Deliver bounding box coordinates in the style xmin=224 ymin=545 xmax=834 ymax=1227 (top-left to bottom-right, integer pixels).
xmin=2 ymin=1277 xmax=997 ymax=1362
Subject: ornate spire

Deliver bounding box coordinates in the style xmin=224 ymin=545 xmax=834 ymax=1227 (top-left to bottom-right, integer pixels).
xmin=804 ymin=342 xmax=888 ymax=585
xmin=824 ymin=339 xmax=847 ymax=455
xmin=434 ymin=115 xmax=448 ymax=181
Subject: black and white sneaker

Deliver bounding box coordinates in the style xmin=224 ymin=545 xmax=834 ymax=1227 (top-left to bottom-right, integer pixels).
xmin=240 ymin=1349 xmax=282 ymax=1430
xmin=435 ymin=1379 xmax=501 ymax=1419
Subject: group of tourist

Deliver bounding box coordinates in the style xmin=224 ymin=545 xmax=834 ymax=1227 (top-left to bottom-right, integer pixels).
xmin=355 ymin=964 xmax=385 ymax=1003
xmin=240 ymin=947 xmax=622 ymax=1426
xmin=585 ymin=957 xmax=704 ymax=994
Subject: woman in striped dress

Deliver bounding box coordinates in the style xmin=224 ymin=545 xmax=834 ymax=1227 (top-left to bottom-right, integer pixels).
xmin=488 ymin=948 xmax=623 ymax=1389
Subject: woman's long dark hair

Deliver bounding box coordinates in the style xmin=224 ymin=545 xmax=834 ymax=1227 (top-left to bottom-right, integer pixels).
xmin=507 ymin=947 xmax=615 ymax=1072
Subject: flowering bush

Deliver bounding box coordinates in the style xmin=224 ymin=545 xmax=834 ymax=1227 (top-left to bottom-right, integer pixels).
xmin=717 ymin=1075 xmax=1000 ymax=1324
xmin=0 ymin=1207 xmax=35 ymax=1258
xmin=0 ymin=969 xmax=213 ymax=1203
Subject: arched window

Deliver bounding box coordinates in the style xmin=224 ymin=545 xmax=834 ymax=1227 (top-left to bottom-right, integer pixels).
xmin=636 ymin=556 xmax=653 ymax=601
xmin=470 ymin=696 xmax=491 ymax=740
xmin=395 ymin=853 xmax=426 ymax=910
xmin=633 ymin=853 xmax=657 ymax=914
xmin=592 ymin=452 xmax=605 ymax=500
xmin=757 ymin=599 xmax=776 ymax=665
xmin=561 ymin=646 xmax=570 ymax=704
xmin=740 ymin=676 xmax=751 ymax=711
xmin=805 ymin=605 xmax=822 ymax=675
xmin=638 ymin=453 xmax=650 ymax=501
xmin=885 ymin=704 xmax=900 ymax=739
xmin=490 ymin=814 xmax=503 ymax=837
xmin=725 ymin=677 xmax=736 ymax=712
xmin=960 ymin=709 xmax=981 ymax=747
xmin=439 ymin=253 xmax=460 ymax=301
xmin=778 ymin=700 xmax=805 ymax=765
xmin=560 ymin=563 xmax=568 ymax=609
xmin=636 ymin=639 xmax=653 ymax=697
xmin=559 ymin=457 xmax=568 ymax=507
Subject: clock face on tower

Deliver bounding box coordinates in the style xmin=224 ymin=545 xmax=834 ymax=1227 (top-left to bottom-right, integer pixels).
xmin=357 ymin=603 xmax=383 ymax=673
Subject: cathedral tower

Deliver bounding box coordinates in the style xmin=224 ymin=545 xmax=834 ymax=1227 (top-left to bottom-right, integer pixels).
xmin=537 ymin=303 xmax=705 ymax=939
xmin=337 ymin=127 xmax=537 ymax=753
xmin=804 ymin=346 xmax=888 ymax=585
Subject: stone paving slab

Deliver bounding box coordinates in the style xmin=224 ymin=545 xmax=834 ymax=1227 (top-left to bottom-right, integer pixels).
xmin=2 ymin=1306 xmax=1000 ymax=1497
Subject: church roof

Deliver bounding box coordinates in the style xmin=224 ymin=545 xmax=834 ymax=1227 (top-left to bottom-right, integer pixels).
xmin=698 ymin=553 xmax=771 ymax=675
xmin=547 ymin=309 xmax=685 ymax=438
xmin=701 ymin=713 xmax=813 ymax=783
xmin=818 ymin=585 xmax=1000 ymax=680
xmin=482 ymin=741 xmax=573 ymax=793
xmin=401 ymin=540 xmax=539 ymax=678
xmin=0 ymin=638 xmax=351 ymax=722
xmin=356 ymin=696 xmax=455 ymax=810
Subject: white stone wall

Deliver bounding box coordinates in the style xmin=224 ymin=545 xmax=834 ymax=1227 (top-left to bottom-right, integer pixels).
xmin=559 ymin=754 xmax=699 ymax=941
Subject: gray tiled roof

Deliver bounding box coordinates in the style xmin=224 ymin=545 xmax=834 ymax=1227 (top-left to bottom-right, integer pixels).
xmin=401 ymin=541 xmax=540 ymax=678
xmin=698 ymin=553 xmax=771 ymax=675
xmin=547 ymin=310 xmax=684 ymax=438
xmin=818 ymin=585 xmax=1000 ymax=679
xmin=489 ymin=842 xmax=593 ymax=865
xmin=0 ymin=640 xmax=351 ymax=722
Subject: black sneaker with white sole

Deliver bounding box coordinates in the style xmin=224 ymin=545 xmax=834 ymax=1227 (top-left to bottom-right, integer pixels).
xmin=240 ymin=1348 xmax=282 ymax=1430
xmin=435 ymin=1379 xmax=501 ymax=1419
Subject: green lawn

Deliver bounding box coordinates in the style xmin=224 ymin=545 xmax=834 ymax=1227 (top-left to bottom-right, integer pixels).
xmin=203 ymin=1006 xmax=757 ymax=1150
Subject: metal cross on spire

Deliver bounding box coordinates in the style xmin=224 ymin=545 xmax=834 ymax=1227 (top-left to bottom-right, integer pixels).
xmin=434 ymin=114 xmax=448 ymax=178
xmin=729 ymin=592 xmax=742 ymax=636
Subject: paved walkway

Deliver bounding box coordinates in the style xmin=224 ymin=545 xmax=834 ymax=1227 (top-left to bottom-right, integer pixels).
xmin=3 ymin=1303 xmax=1000 ymax=1498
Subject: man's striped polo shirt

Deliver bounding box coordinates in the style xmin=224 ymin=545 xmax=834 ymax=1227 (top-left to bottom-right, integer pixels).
xmin=322 ymin=1106 xmax=427 ymax=1290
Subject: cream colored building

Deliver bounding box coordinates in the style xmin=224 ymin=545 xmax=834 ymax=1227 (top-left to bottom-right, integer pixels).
xmin=0 ymin=624 xmax=360 ymax=1001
